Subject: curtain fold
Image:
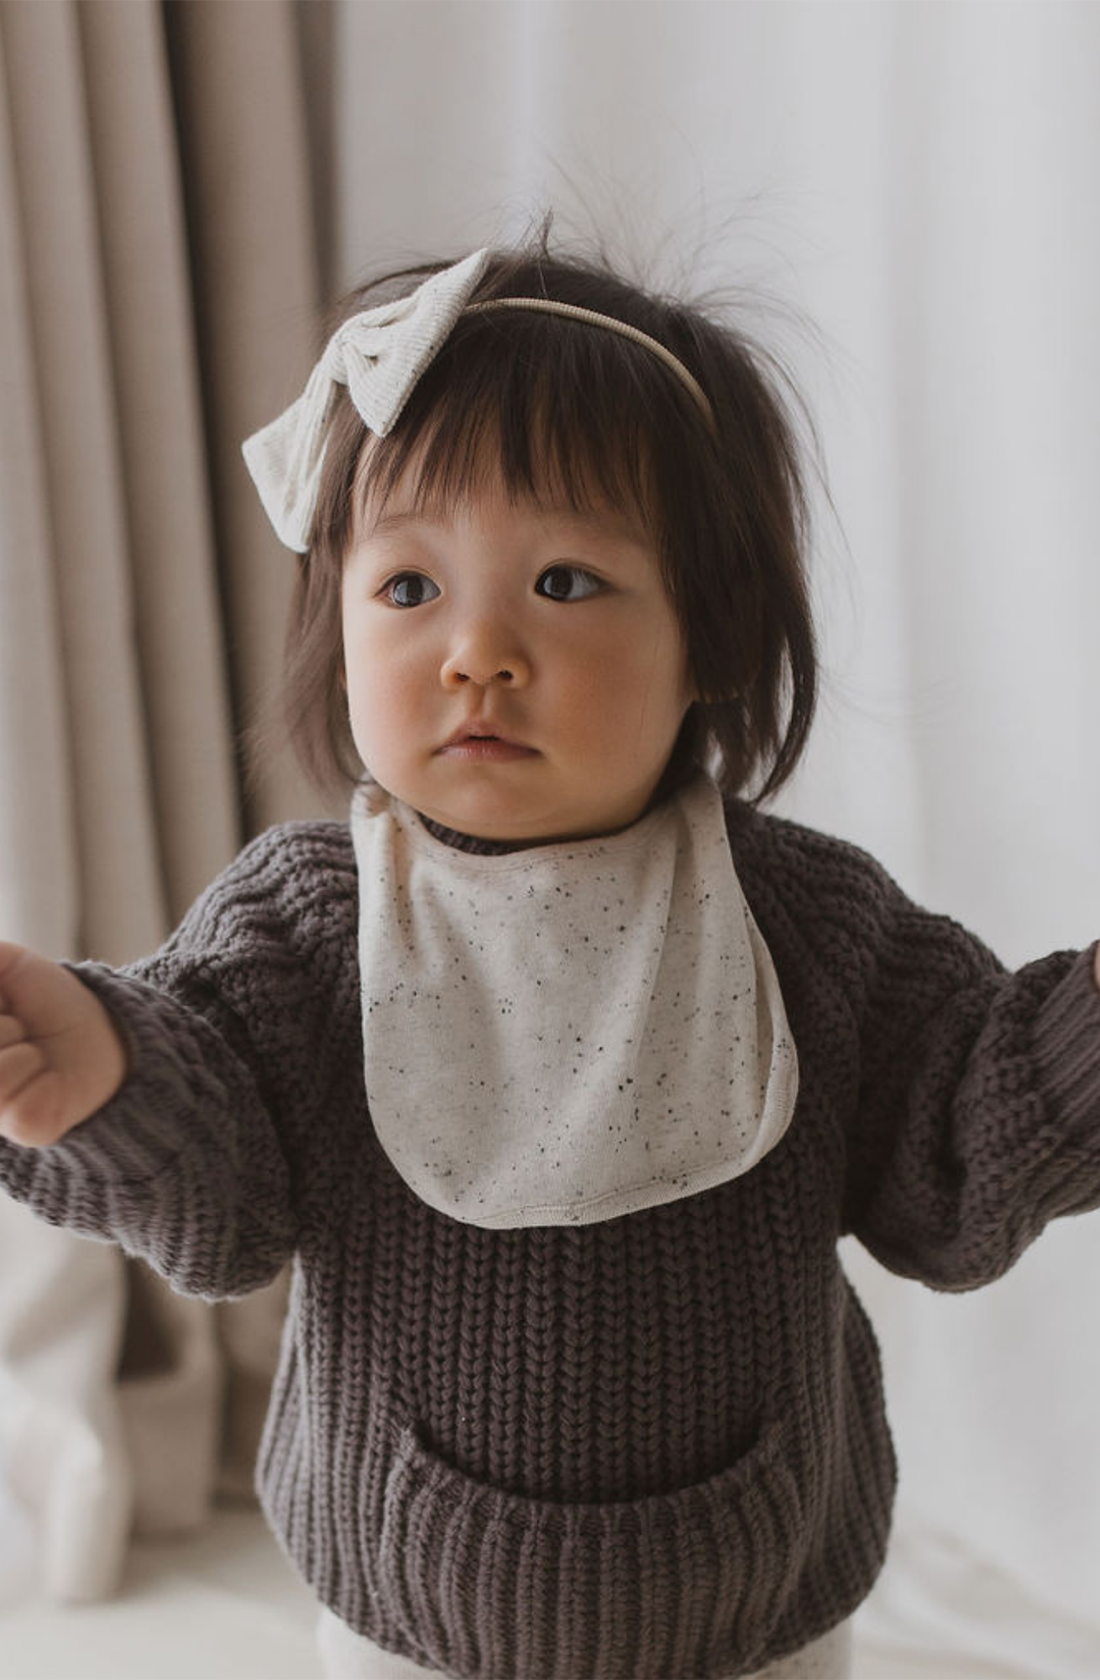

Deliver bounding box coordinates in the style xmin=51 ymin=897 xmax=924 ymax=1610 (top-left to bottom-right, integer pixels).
xmin=2 ymin=0 xmax=168 ymax=964
xmin=0 ymin=0 xmax=328 ymax=1602
xmin=80 ymin=0 xmax=241 ymax=918
xmin=164 ymin=0 xmax=322 ymax=833
xmin=0 ymin=12 xmax=77 ymax=957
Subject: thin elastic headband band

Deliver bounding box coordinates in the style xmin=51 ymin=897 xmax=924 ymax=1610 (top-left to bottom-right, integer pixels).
xmin=465 ymin=297 xmax=716 ymax=429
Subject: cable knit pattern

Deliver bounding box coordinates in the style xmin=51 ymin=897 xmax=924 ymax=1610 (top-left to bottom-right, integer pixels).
xmin=1 ymin=801 xmax=1098 ymax=1679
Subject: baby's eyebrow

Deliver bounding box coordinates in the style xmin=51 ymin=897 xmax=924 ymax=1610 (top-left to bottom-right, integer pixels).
xmin=361 ymin=508 xmax=428 ymax=541
xmin=533 ymin=503 xmax=644 ymax=541
xmin=359 ymin=500 xmax=649 ymax=551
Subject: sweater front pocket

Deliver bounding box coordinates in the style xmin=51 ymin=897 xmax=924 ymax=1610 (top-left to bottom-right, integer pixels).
xmin=375 ymin=1418 xmax=806 ymax=1680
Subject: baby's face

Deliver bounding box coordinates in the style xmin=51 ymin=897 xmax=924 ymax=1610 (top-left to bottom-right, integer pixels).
xmin=341 ymin=477 xmax=695 ymax=843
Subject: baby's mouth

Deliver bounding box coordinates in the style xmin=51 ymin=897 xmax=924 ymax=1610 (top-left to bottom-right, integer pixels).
xmin=438 ymin=726 xmax=538 ymax=761
xmin=440 ymin=719 xmax=535 ymax=752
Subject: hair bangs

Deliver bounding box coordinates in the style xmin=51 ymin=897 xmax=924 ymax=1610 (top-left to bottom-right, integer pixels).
xmin=353 ymin=312 xmax=665 ymax=540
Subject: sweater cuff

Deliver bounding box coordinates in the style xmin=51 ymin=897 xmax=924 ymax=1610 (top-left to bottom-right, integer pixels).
xmin=1032 ymin=943 xmax=1100 ymax=1139
xmin=50 ymin=962 xmax=199 ymax=1181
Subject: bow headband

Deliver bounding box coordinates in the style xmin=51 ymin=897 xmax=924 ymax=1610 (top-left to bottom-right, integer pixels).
xmin=242 ymin=248 xmax=714 ymax=553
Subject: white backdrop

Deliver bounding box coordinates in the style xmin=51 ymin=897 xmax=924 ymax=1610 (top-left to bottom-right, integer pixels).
xmin=337 ymin=3 xmax=1100 ymax=1673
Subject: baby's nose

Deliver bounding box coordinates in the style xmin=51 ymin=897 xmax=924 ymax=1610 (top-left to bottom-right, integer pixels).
xmin=440 ymin=622 xmax=530 ymax=689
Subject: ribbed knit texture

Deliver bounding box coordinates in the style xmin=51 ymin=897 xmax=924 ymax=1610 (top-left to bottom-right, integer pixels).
xmin=2 ymin=799 xmax=1098 ymax=1679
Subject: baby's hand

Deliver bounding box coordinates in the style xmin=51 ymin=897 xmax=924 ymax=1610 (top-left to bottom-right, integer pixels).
xmin=0 ymin=943 xmax=127 ymax=1148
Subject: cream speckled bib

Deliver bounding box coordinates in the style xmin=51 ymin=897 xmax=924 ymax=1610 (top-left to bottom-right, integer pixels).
xmin=350 ymin=773 xmax=798 ymax=1228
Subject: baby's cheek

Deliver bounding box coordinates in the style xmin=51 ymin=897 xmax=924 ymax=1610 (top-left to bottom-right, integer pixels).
xmin=345 ymin=670 xmax=390 ymax=766
xmin=556 ymin=663 xmax=608 ymax=713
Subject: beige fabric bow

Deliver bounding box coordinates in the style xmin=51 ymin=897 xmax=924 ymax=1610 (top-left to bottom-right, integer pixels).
xmin=241 ymin=249 xmax=491 ymax=552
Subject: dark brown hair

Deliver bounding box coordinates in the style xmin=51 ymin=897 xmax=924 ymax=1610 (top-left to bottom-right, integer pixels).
xmin=273 ymin=227 xmax=820 ymax=808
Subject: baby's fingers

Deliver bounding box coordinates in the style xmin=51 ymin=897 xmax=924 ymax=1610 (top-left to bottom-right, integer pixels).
xmin=0 ymin=1038 xmax=42 ymax=1101
xmin=0 ymin=1010 xmax=26 ymax=1050
xmin=0 ymin=1010 xmax=39 ymax=1118
xmin=0 ymin=1042 xmax=67 ymax=1147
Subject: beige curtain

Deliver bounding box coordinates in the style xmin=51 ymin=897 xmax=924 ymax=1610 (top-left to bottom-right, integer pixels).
xmin=0 ymin=0 xmax=329 ymax=1601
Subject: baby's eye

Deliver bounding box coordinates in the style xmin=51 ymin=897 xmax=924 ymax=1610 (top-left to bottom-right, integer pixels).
xmin=382 ymin=573 xmax=440 ymax=608
xmin=535 ymin=565 xmax=604 ymax=602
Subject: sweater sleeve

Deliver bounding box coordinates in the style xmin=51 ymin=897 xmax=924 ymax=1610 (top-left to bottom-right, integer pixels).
xmin=0 ymin=823 xmax=358 ymax=1301
xmin=824 ymin=842 xmax=1100 ymax=1290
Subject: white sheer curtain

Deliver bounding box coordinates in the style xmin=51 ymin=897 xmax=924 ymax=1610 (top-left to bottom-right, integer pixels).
xmin=336 ymin=3 xmax=1100 ymax=1674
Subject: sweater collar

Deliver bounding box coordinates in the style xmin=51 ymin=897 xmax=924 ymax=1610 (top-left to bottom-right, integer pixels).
xmin=415 ymin=814 xmax=524 ymax=856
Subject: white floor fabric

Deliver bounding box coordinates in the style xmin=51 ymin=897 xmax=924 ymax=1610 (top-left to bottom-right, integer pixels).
xmin=0 ymin=1502 xmax=318 ymax=1680
xmin=2 ymin=1499 xmax=1097 ymax=1680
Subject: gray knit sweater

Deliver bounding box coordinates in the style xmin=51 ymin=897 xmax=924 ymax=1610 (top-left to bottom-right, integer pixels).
xmin=2 ymin=798 xmax=1098 ymax=1680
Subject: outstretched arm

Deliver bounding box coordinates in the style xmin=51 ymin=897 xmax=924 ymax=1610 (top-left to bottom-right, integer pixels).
xmin=0 ymin=823 xmax=357 ymax=1300
xmin=840 ymin=879 xmax=1100 ymax=1292
xmin=0 ymin=940 xmax=301 ymax=1300
xmin=0 ymin=823 xmax=360 ymax=1302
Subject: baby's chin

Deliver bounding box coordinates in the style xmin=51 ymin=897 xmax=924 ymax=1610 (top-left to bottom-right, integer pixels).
xmin=365 ymin=764 xmax=655 ymax=848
